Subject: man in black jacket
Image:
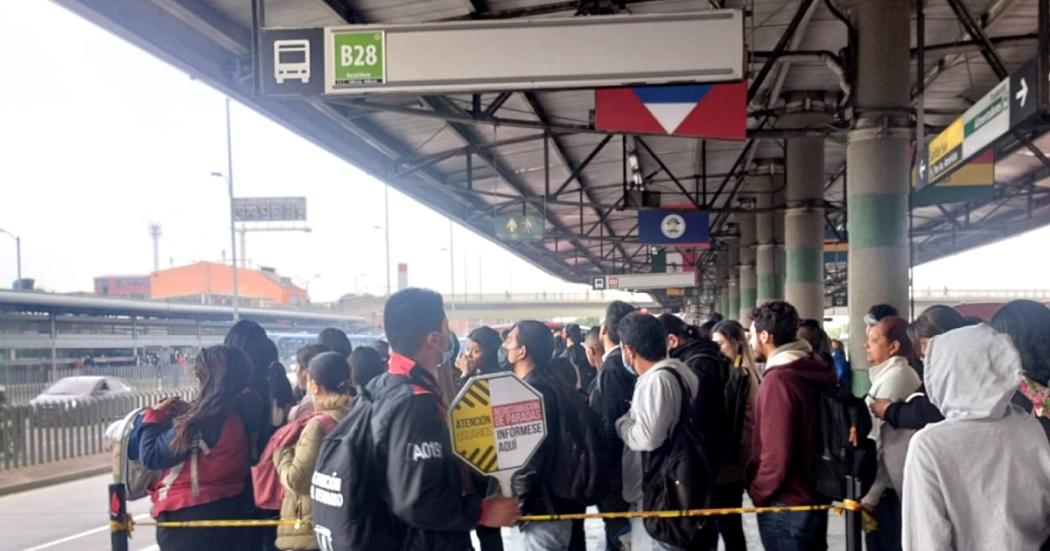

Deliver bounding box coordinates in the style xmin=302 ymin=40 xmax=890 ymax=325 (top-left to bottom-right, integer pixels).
xmin=561 ymin=323 xmax=595 ymax=391
xmin=588 ymin=300 xmax=638 ymax=550
xmin=368 ymin=288 xmax=519 ymax=549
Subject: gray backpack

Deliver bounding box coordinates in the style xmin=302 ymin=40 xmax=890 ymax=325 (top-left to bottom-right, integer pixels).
xmin=107 ymin=407 xmax=161 ymax=500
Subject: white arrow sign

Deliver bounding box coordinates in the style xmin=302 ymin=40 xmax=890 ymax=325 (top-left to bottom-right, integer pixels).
xmin=1016 ymin=77 xmax=1029 ymax=107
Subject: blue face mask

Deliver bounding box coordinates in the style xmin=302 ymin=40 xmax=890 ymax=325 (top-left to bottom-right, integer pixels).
xmin=621 ymin=351 xmax=636 ymax=375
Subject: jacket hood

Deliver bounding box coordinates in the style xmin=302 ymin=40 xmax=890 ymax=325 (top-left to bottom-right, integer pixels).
xmin=766 ymin=339 xmax=814 ymax=369
xmin=670 ymin=337 xmax=722 ymax=363
xmin=925 ymin=323 xmax=1023 ymax=420
xmin=765 ymin=341 xmax=836 ymax=385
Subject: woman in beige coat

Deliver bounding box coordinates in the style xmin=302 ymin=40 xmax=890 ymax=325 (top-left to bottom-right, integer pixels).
xmin=273 ymin=352 xmax=352 ymax=550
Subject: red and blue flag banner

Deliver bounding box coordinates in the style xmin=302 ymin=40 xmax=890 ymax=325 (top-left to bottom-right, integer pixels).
xmin=638 ymin=210 xmax=710 ymax=246
xmin=595 ymin=83 xmax=746 ymax=140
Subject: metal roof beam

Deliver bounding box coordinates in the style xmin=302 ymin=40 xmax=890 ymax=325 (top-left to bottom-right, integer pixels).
xmin=420 ymin=96 xmax=608 ymax=272
xmin=523 ymin=92 xmax=631 ymax=265
xmin=945 ymin=0 xmax=1009 ymax=79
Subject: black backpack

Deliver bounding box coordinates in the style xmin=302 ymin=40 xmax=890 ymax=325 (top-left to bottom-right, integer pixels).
xmin=642 ymin=368 xmax=713 ymax=548
xmin=545 ymin=376 xmax=610 ymax=507
xmin=310 ymin=386 xmax=393 ymax=551
xmin=811 ymin=383 xmax=877 ymax=501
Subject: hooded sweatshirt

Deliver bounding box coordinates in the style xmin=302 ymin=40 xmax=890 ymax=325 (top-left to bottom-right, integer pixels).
xmin=863 ymin=355 xmax=922 ymax=506
xmin=616 ymin=357 xmax=699 ymax=505
xmin=748 ymin=339 xmax=837 ymax=506
xmin=902 ymin=324 xmax=1050 ymax=551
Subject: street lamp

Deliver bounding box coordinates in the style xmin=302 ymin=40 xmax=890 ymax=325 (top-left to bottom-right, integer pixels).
xmin=211 ymin=169 xmax=240 ymax=319
xmin=0 ymin=228 xmax=21 ymax=282
xmin=373 ymin=183 xmax=392 ymax=296
xmin=298 ymin=273 xmax=321 ymax=299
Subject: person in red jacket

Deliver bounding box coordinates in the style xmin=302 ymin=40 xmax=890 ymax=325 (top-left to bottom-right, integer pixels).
xmin=747 ymin=301 xmax=836 ymax=551
xmin=136 ymin=345 xmax=265 ymax=550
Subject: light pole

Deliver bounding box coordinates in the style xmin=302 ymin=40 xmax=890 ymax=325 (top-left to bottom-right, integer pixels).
xmin=0 ymin=229 xmax=21 ymax=283
xmin=353 ymin=273 xmax=368 ymax=295
xmin=372 ymin=219 xmax=391 ymax=297
xmin=210 ymin=97 xmax=240 ymax=320
xmin=298 ymin=273 xmax=321 ymax=302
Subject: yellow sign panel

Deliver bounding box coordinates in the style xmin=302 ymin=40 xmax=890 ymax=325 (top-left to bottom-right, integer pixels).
xmin=928 ymin=118 xmax=964 ymax=164
xmin=450 ymin=378 xmax=498 ymax=473
xmin=448 ymin=373 xmax=547 ymax=483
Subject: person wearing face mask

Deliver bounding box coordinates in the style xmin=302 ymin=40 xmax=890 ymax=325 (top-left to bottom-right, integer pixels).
xmin=862 ymin=316 xmax=922 ymax=551
xmin=615 ymin=312 xmax=700 ymax=551
xmin=503 ymin=320 xmax=578 ymax=551
xmin=357 ymin=288 xmax=521 ymax=549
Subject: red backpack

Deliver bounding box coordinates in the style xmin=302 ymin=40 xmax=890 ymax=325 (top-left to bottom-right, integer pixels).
xmin=252 ymin=412 xmax=338 ymax=510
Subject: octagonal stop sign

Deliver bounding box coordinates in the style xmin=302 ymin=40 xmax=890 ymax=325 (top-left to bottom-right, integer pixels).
xmin=448 ymin=372 xmax=547 ymax=496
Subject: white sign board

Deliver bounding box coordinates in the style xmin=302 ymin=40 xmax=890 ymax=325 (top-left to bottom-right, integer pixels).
xmin=232 ymin=197 xmax=307 ymax=222
xmin=449 ymin=372 xmax=546 ymax=495
xmin=323 ymin=10 xmax=743 ymax=94
xmin=606 ymin=272 xmax=695 ymax=291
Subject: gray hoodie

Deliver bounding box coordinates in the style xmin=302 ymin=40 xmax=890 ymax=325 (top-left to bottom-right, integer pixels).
xmin=615 ymin=357 xmax=699 ymax=505
xmin=902 ymin=324 xmax=1050 ymax=551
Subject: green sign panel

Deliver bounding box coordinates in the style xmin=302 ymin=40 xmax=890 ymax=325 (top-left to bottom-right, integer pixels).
xmin=496 ymin=213 xmax=544 ymax=241
xmin=330 ymin=30 xmax=385 ymax=88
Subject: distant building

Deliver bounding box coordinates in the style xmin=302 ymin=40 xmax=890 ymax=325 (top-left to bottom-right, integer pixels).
xmin=149 ymin=261 xmax=307 ymax=307
xmin=94 ymin=275 xmax=151 ymax=299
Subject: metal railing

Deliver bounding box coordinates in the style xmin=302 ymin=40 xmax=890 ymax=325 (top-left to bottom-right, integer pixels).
xmin=443 ymin=291 xmax=657 ymax=304
xmin=911 ymin=288 xmax=1050 ymax=300
xmin=0 ymin=387 xmax=196 ymax=472
xmin=0 ymin=363 xmax=191 ymax=405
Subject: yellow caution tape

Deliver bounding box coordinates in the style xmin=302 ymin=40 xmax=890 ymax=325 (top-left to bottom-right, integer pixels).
xmin=110 ymin=500 xmax=870 ymax=533
xmin=520 ymin=500 xmax=864 ymax=522
xmin=111 ymin=515 xmax=311 ymax=534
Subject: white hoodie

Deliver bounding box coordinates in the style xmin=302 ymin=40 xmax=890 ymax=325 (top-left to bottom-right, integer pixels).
xmin=902 ymin=324 xmax=1050 ymax=551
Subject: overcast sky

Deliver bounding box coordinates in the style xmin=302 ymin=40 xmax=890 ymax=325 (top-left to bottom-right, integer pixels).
xmin=0 ymin=1 xmax=1047 ymax=303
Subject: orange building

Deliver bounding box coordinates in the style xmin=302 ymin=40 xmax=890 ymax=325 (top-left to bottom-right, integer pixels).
xmin=149 ymin=262 xmax=308 ymax=307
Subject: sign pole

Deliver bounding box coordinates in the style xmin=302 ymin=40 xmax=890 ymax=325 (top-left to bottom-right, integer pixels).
xmin=109 ymin=483 xmax=129 ymax=551
xmin=224 ymin=96 xmax=240 ymax=320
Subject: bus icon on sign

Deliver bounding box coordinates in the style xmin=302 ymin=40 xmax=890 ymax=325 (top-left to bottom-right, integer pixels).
xmin=274 ymin=39 xmax=311 ymax=84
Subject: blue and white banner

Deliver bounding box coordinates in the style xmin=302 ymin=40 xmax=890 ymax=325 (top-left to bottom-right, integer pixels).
xmin=638 ymin=210 xmax=710 ymax=246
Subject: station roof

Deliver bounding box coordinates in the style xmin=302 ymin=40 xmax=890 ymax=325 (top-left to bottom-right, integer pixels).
xmin=54 ymin=0 xmax=1050 ymax=307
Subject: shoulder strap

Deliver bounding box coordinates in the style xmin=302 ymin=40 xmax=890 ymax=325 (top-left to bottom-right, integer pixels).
xmin=658 ymin=367 xmax=692 ymax=429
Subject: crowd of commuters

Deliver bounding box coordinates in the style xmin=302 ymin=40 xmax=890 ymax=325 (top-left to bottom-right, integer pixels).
xmin=127 ymin=287 xmax=1050 ymax=551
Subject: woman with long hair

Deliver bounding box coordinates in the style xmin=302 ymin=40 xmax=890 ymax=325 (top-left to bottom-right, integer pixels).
xmin=991 ymin=300 xmax=1050 ymax=418
xmin=708 ymin=319 xmax=761 ymax=551
xmin=348 ymin=346 xmax=387 ymax=391
xmin=136 ymin=345 xmax=264 ymax=550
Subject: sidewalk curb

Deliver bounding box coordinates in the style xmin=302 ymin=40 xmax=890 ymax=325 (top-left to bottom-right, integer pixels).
xmin=0 ymin=465 xmax=111 ymax=497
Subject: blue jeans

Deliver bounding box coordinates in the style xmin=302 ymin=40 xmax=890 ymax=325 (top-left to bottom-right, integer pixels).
xmin=756 ymin=506 xmax=828 ymax=551
xmin=519 ymin=519 xmax=573 ymax=551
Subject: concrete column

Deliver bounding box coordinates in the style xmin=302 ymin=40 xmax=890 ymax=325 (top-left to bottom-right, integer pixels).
xmin=754 ymin=170 xmax=783 ymax=304
xmin=845 ymin=0 xmax=912 ymax=393
xmin=726 ymin=235 xmax=740 ymax=322
xmin=717 ymin=246 xmax=731 ymax=317
xmin=737 ymin=213 xmax=757 ymax=321
xmin=773 ymin=183 xmax=786 ymax=300
xmin=780 ymin=105 xmax=830 ymax=322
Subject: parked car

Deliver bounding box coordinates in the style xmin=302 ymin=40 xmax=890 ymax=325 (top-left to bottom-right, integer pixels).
xmin=30 ymin=376 xmax=134 ymax=406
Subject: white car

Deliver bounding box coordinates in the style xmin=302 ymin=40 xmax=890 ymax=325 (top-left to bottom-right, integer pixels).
xmin=30 ymin=376 xmax=134 ymax=406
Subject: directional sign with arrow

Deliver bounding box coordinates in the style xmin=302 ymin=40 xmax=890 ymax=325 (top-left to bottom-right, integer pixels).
xmin=1010 ymin=57 xmax=1039 ymax=128
xmin=496 ymin=213 xmax=544 ymax=241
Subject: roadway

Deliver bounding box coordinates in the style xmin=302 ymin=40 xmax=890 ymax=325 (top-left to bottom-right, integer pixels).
xmin=0 ymin=472 xmax=848 ymax=551
xmin=0 ymin=473 xmax=155 ymax=551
